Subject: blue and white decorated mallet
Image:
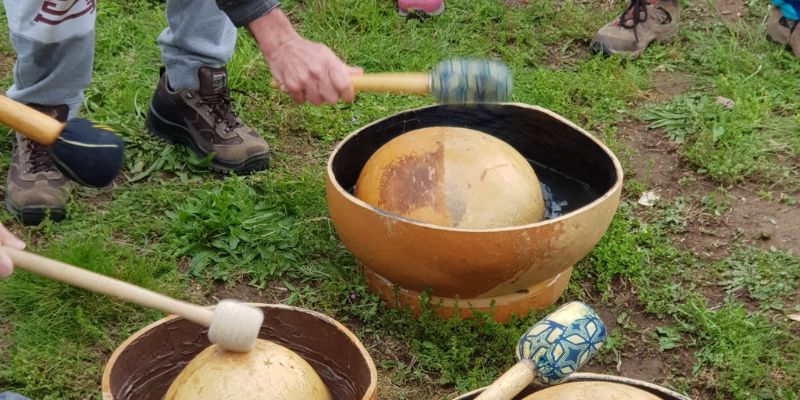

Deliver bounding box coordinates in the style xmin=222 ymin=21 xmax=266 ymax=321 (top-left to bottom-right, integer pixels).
xmin=271 ymin=59 xmax=513 ymax=104
xmin=475 ymin=301 xmax=606 ymax=400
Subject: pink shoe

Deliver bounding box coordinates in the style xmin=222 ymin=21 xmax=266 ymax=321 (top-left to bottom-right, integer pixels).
xmin=398 ymin=0 xmax=444 ymax=17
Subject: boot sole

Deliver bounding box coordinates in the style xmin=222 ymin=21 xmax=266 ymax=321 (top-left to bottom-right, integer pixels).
xmin=145 ymin=102 xmax=269 ymax=176
xmin=398 ymin=2 xmax=445 ymax=17
xmin=5 ymin=196 xmax=66 ymax=226
xmin=590 ymin=28 xmax=679 ymax=60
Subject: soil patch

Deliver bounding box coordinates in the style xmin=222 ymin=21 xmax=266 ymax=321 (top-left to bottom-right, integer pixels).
xmin=543 ymin=40 xmax=591 ymax=68
xmin=502 ymin=0 xmax=530 ymax=7
xmin=647 ymin=71 xmax=695 ymax=103
xmin=715 ymin=0 xmax=748 ymax=22
xmin=578 ymin=280 xmax=696 ymax=395
xmin=207 ymin=280 xmax=287 ymax=304
xmin=620 ymin=119 xmax=800 ymax=260
xmin=274 ymin=130 xmax=331 ymax=173
xmin=0 ymin=53 xmax=14 ymax=76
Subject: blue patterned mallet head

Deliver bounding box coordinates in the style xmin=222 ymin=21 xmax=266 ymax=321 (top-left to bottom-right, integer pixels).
xmin=430 ymin=59 xmax=512 ymax=104
xmin=516 ymin=301 xmax=606 ymax=385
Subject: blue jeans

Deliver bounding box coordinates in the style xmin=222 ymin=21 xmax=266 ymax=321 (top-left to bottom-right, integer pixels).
xmin=0 ymin=392 xmax=30 ymax=400
xmin=3 ymin=0 xmax=237 ymax=118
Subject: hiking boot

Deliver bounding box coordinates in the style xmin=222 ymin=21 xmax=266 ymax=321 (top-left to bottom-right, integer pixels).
xmin=146 ymin=66 xmax=270 ymax=175
xmin=591 ymin=0 xmax=680 ymax=60
xmin=398 ymin=0 xmax=444 ymax=17
xmin=5 ymin=104 xmax=71 ymax=226
xmin=766 ymin=7 xmax=800 ymax=57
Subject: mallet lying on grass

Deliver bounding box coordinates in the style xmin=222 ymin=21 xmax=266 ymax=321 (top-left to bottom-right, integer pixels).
xmin=0 ymin=95 xmax=124 ymax=188
xmin=474 ymin=301 xmax=606 ymax=400
xmin=272 ymin=58 xmax=513 ymax=104
xmin=4 ymin=247 xmax=264 ymax=353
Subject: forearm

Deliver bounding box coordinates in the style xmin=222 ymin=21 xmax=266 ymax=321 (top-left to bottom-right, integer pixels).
xmin=246 ymin=8 xmax=301 ymax=62
xmin=215 ymin=0 xmax=280 ymax=27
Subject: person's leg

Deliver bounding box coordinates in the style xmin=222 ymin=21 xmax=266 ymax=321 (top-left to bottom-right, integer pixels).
xmin=397 ymin=0 xmax=445 ymax=17
xmin=590 ymin=0 xmax=680 ymax=60
xmin=3 ymin=0 xmax=96 ymax=117
xmin=0 ymin=392 xmax=31 ymax=400
xmin=146 ymin=0 xmax=269 ymax=175
xmin=767 ymin=0 xmax=800 ymax=57
xmin=157 ymin=0 xmax=236 ymax=90
xmin=2 ymin=0 xmax=96 ymax=225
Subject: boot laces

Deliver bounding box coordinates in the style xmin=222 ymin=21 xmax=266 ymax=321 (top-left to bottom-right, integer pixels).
xmin=24 ymin=139 xmax=57 ymax=174
xmin=199 ymin=90 xmax=243 ymax=133
xmin=619 ymin=0 xmax=650 ymax=42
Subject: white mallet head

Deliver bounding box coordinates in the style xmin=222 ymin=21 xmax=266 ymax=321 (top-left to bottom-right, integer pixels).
xmin=207 ymin=300 xmax=264 ymax=352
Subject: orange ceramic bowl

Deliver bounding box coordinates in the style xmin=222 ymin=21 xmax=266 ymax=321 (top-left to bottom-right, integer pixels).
xmin=327 ymin=103 xmax=623 ymax=322
xmin=102 ymin=304 xmax=377 ymax=400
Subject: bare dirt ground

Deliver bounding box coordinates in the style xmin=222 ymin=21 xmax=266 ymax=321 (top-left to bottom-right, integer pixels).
xmin=626 ymin=71 xmax=800 ymax=260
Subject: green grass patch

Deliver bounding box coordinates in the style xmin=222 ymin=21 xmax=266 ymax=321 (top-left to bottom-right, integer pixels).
xmin=718 ymin=247 xmax=800 ymax=311
xmin=676 ymin=296 xmax=800 ymax=399
xmin=576 ymin=201 xmax=693 ymax=316
xmin=0 ymin=233 xmax=182 ymax=399
xmin=166 ymin=176 xmax=304 ymax=286
xmin=0 ymin=0 xmax=798 ymax=399
xmin=641 ymin=11 xmax=800 ymax=187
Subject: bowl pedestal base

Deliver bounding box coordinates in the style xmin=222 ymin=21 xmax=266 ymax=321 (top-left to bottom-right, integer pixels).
xmin=362 ymin=266 xmax=573 ymax=323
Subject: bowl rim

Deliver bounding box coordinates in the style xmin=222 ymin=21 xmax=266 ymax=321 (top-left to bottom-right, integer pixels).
xmin=100 ymin=303 xmax=378 ymax=400
xmin=327 ymin=102 xmax=625 ymax=233
xmin=454 ymin=372 xmax=691 ymax=400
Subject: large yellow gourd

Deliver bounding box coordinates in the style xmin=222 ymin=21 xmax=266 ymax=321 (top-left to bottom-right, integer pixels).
xmin=355 ymin=127 xmax=545 ymax=229
xmin=521 ymin=381 xmax=662 ymax=400
xmin=163 ymin=339 xmax=332 ymax=400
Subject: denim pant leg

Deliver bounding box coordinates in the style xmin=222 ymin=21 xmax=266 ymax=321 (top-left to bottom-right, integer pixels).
xmin=2 ymin=0 xmax=97 ymax=118
xmin=0 ymin=392 xmax=31 ymax=400
xmin=158 ymin=0 xmax=237 ymax=90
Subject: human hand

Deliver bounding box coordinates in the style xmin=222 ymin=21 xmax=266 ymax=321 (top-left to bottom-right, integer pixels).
xmin=248 ymin=8 xmax=363 ymax=105
xmin=267 ymin=36 xmax=363 ymax=105
xmin=0 ymin=224 xmax=26 ymax=278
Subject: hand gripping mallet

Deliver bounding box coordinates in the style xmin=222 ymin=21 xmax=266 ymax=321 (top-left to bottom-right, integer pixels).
xmin=474 ymin=301 xmax=606 ymax=400
xmin=3 ymin=247 xmax=263 ymax=352
xmin=272 ymin=58 xmax=513 ymax=104
xmin=0 ymin=95 xmax=124 ymax=188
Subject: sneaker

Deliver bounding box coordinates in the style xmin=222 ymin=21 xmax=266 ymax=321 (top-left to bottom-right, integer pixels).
xmin=146 ymin=66 xmax=270 ymax=175
xmin=590 ymin=0 xmax=679 ymax=60
xmin=398 ymin=0 xmax=444 ymax=17
xmin=766 ymin=7 xmax=800 ymax=57
xmin=5 ymin=104 xmax=71 ymax=226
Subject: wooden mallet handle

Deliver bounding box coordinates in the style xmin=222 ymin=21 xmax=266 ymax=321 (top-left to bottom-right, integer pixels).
xmin=477 ymin=359 xmax=537 ymax=399
xmin=348 ymin=73 xmax=430 ymax=94
xmin=4 ymin=247 xmax=214 ymax=326
xmin=270 ymin=73 xmax=431 ymax=95
xmin=0 ymin=95 xmax=64 ymax=146
xmin=474 ymin=301 xmax=606 ymax=400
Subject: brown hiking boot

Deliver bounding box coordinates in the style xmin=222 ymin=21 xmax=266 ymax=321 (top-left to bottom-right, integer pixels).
xmin=766 ymin=7 xmax=800 ymax=57
xmin=146 ymin=66 xmax=269 ymax=175
xmin=5 ymin=104 xmax=71 ymax=226
xmin=591 ymin=0 xmax=680 ymax=60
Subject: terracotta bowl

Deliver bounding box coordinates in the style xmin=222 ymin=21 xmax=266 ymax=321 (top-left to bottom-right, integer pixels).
xmin=327 ymin=103 xmax=623 ymax=322
xmin=102 ymin=304 xmax=377 ymax=400
xmin=453 ymin=372 xmax=691 ymax=399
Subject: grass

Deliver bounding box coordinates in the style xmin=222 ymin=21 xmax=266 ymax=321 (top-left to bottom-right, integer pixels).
xmin=0 ymin=234 xmax=180 ymax=399
xmin=641 ymin=2 xmax=800 ymax=186
xmin=0 ymin=0 xmax=798 ymax=399
xmin=717 ymin=247 xmax=800 ymax=311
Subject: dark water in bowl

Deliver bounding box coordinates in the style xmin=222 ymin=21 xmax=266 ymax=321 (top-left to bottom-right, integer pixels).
xmin=530 ymin=160 xmax=600 ymax=219
xmin=347 ymin=160 xmax=600 ymax=222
